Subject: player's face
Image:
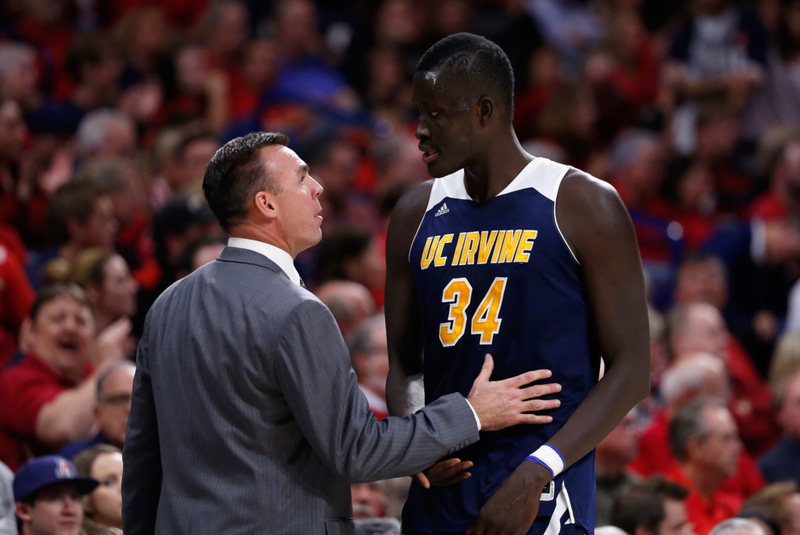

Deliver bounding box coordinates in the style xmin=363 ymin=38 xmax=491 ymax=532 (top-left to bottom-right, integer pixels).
xmin=412 ymin=69 xmax=477 ymax=178
xmin=264 ymin=145 xmax=324 ymax=256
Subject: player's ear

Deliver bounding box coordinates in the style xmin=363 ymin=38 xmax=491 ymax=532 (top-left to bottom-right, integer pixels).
xmin=477 ymin=96 xmax=493 ymax=126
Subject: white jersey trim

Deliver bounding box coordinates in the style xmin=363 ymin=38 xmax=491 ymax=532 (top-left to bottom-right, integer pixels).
xmin=414 ymin=157 xmax=580 ymax=265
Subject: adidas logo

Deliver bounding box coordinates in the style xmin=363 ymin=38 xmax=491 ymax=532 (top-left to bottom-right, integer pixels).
xmin=435 ymin=203 xmax=449 ymax=217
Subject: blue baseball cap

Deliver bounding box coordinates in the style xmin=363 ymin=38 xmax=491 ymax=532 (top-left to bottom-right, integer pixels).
xmin=13 ymin=455 xmax=99 ymax=502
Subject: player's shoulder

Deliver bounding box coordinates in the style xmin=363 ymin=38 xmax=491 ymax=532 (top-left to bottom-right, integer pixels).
xmin=392 ymin=179 xmax=435 ymax=222
xmin=559 ymin=167 xmax=624 ymax=220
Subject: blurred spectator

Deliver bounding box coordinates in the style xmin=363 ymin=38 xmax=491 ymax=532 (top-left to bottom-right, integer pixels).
xmin=26 ymin=34 xmax=123 ymax=136
xmin=524 ymin=0 xmax=602 ymax=75
xmin=743 ymin=482 xmax=800 ymax=535
xmin=0 ymin=44 xmax=40 ymax=112
xmin=72 ymin=445 xmax=123 ymax=531
xmin=12 ymin=455 xmax=98 ymax=535
xmin=175 ymin=236 xmax=226 ymax=279
xmin=743 ymin=0 xmax=800 ymax=140
xmin=667 ymin=301 xmax=778 ymax=455
xmin=748 ymin=136 xmax=800 ymax=223
xmin=610 ymin=475 xmax=692 ymax=535
xmin=59 ymin=362 xmax=136 ymax=460
xmin=759 ymin=372 xmax=800 ymax=485
xmin=353 ymin=517 xmax=401 ymax=535
xmin=314 ymin=280 xmax=375 ymax=339
xmin=351 ymin=480 xmax=387 ymax=520
xmin=660 ymin=159 xmax=717 ymax=251
xmin=347 ymin=314 xmax=389 ymax=420
xmin=629 ymin=353 xmax=764 ymax=505
xmin=596 ymin=408 xmax=642 ymax=526
xmin=768 ymin=334 xmax=800 ymax=405
xmin=514 ymin=47 xmax=565 ymax=142
xmin=76 ymin=158 xmax=150 ymax=269
xmin=163 ymin=130 xmax=220 ymax=198
xmin=28 ymin=180 xmax=118 ymax=291
xmin=665 ymin=399 xmax=745 ymax=535
xmin=315 ymin=226 xmax=385 ymax=306
xmin=52 ymin=249 xmax=138 ymax=335
xmin=596 ymin=527 xmax=628 ymax=535
xmin=0 ymin=242 xmax=35 ymax=368
xmin=709 ymin=519 xmax=766 ymax=535
xmin=0 ymin=285 xmax=127 ymax=470
xmin=0 ymin=460 xmax=14 ymax=535
xmin=76 ymin=110 xmax=137 ymax=163
xmin=662 ymin=0 xmax=769 ymax=154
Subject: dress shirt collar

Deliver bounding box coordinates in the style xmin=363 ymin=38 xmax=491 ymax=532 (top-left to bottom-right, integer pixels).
xmin=227 ymin=237 xmax=302 ymax=287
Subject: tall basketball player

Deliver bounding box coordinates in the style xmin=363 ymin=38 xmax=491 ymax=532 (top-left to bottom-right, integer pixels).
xmin=385 ymin=33 xmax=651 ymax=535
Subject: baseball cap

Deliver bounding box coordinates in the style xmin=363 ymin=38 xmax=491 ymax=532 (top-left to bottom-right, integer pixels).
xmin=13 ymin=455 xmax=99 ymax=502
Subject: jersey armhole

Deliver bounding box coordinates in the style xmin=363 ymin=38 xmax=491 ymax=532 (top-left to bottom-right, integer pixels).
xmin=553 ymin=176 xmax=580 ymax=265
xmin=408 ymin=208 xmax=429 ymax=264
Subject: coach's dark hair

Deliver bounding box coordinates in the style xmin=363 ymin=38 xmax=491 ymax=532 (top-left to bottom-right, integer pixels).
xmin=29 ymin=283 xmax=91 ymax=323
xmin=610 ymin=476 xmax=689 ymax=535
xmin=669 ymin=398 xmax=724 ymax=461
xmin=416 ymin=32 xmax=514 ymax=118
xmin=202 ymin=132 xmax=289 ymax=232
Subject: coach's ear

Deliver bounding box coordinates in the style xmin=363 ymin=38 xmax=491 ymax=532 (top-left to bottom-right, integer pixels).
xmin=254 ymin=190 xmax=279 ymax=221
xmin=477 ymin=96 xmax=494 ymax=126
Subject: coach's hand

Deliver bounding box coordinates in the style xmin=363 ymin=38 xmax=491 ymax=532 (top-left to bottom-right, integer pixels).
xmin=467 ymin=461 xmax=552 ymax=535
xmin=414 ymin=458 xmax=474 ymax=488
xmin=467 ymin=354 xmax=561 ymax=432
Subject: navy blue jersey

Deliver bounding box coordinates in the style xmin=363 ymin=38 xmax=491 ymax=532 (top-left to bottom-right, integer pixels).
xmin=403 ymin=158 xmax=601 ymax=534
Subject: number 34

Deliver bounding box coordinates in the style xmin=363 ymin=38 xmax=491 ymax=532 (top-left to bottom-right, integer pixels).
xmin=439 ymin=277 xmax=507 ymax=347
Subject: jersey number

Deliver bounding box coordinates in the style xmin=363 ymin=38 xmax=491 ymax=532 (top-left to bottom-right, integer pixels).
xmin=439 ymin=277 xmax=508 ymax=347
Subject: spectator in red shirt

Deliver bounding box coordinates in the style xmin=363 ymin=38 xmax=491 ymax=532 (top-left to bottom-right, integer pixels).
xmin=0 ymin=243 xmax=36 ymax=368
xmin=666 ymin=399 xmax=747 ymax=535
xmin=629 ymin=353 xmax=764 ymax=499
xmin=0 ymin=284 xmax=127 ymax=470
xmin=668 ymin=302 xmax=778 ymax=455
xmin=748 ymin=137 xmax=800 ymax=222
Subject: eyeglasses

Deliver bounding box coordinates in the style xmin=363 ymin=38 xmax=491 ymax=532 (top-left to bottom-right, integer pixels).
xmin=99 ymin=394 xmax=132 ymax=407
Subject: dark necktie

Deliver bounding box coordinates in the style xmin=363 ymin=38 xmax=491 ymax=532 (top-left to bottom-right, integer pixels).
xmin=299 ymin=278 xmax=306 ymax=289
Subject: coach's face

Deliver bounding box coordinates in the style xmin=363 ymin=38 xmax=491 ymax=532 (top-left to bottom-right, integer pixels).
xmin=413 ymin=69 xmax=478 ymax=178
xmin=261 ymin=145 xmax=324 ymax=257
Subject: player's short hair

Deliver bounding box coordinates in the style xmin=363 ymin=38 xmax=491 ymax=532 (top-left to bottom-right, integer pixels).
xmin=416 ymin=33 xmax=514 ymax=118
xmin=202 ymin=132 xmax=289 ymax=232
xmin=611 ymin=476 xmax=689 ymax=535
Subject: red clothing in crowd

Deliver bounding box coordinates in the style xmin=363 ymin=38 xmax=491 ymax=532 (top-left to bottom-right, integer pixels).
xmin=664 ymin=463 xmax=744 ymax=535
xmin=725 ymin=338 xmax=780 ymax=455
xmin=0 ymin=245 xmax=35 ymax=368
xmin=0 ymin=353 xmax=93 ymax=470
xmin=628 ymin=409 xmax=764 ymax=498
xmin=747 ymin=191 xmax=787 ymax=222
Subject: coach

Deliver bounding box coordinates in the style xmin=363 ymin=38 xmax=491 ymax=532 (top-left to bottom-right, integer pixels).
xmin=121 ymin=132 xmax=559 ymax=535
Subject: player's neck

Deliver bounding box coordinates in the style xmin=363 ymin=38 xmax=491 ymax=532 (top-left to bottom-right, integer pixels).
xmin=462 ymin=134 xmax=532 ymax=202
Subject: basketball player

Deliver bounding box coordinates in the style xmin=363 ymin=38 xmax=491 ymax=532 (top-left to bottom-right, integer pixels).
xmin=384 ymin=33 xmax=651 ymax=535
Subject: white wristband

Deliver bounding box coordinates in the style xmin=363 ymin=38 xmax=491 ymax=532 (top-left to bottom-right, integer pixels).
xmin=528 ymin=444 xmax=565 ymax=478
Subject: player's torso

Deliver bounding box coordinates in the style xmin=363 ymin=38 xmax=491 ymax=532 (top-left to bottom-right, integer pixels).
xmin=405 ymin=158 xmax=599 ymax=533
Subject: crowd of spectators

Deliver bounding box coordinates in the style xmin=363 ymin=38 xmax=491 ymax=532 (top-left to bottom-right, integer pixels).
xmin=1 ymin=0 xmax=800 ymax=533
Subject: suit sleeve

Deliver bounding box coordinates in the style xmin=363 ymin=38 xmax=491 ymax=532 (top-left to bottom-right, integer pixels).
xmin=274 ymin=299 xmax=480 ymax=484
xmin=122 ymin=314 xmax=162 ymax=535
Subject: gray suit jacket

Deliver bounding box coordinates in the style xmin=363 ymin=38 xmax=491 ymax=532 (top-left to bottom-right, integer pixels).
xmin=122 ymin=247 xmax=479 ymax=535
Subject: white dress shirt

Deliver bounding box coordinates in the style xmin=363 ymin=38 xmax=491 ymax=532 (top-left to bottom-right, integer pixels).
xmin=227 ymin=237 xmax=302 ymax=287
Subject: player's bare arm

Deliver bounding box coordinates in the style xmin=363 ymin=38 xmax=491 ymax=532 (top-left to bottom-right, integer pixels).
xmin=469 ymin=169 xmax=651 ymax=535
